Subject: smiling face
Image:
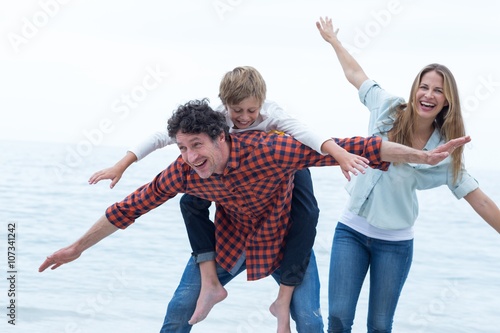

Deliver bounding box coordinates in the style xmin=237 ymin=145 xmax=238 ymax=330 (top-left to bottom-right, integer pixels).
xmin=226 ymin=96 xmax=262 ymax=129
xmin=414 ymin=70 xmax=449 ymax=122
xmin=176 ymin=132 xmax=228 ymax=178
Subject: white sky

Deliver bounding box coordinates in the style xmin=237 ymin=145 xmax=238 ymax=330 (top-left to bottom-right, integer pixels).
xmin=1 ymin=0 xmax=500 ymax=168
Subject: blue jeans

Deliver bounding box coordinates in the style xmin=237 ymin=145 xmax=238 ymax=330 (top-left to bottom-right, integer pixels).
xmin=180 ymin=168 xmax=319 ymax=286
xmin=328 ymin=223 xmax=413 ymax=333
xmin=160 ymin=251 xmax=324 ymax=333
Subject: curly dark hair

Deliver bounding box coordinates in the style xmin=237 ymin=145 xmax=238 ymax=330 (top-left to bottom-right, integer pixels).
xmin=167 ymin=98 xmax=229 ymax=141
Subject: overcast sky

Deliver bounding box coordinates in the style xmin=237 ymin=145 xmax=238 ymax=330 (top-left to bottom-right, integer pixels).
xmin=2 ymin=0 xmax=499 ymax=168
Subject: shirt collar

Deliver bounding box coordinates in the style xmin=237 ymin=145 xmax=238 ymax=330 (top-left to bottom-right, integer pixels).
xmin=409 ymin=127 xmax=450 ymax=168
xmin=424 ymin=127 xmax=445 ymax=151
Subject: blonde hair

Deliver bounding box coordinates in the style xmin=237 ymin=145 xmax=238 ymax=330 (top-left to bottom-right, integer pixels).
xmin=218 ymin=66 xmax=267 ymax=106
xmin=388 ymin=64 xmax=466 ymax=183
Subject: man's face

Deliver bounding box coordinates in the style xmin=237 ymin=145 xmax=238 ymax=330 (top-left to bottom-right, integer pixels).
xmin=176 ymin=132 xmax=227 ymax=178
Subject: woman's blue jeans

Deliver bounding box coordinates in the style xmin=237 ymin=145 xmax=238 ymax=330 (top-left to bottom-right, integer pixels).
xmin=328 ymin=223 xmax=413 ymax=333
xmin=160 ymin=251 xmax=323 ymax=333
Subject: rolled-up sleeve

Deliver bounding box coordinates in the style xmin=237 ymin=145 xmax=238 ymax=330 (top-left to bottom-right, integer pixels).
xmin=450 ymin=172 xmax=479 ymax=199
xmin=272 ymin=134 xmax=389 ymax=171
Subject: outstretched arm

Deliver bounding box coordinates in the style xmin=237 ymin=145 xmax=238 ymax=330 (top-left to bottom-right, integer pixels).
xmin=321 ymin=139 xmax=369 ymax=181
xmin=88 ymin=151 xmax=138 ymax=188
xmin=263 ymin=102 xmax=369 ymax=181
xmin=39 ymin=215 xmax=119 ymax=272
xmin=464 ymin=188 xmax=500 ymax=233
xmin=380 ymin=136 xmax=471 ymax=165
xmin=88 ymin=130 xmax=173 ymax=188
xmin=316 ymin=16 xmax=368 ymax=90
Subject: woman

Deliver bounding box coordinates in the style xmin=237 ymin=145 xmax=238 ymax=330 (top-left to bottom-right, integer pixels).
xmin=316 ymin=16 xmax=500 ymax=333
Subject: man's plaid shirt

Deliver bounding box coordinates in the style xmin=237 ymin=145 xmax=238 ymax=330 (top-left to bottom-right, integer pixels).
xmin=105 ymin=131 xmax=388 ymax=281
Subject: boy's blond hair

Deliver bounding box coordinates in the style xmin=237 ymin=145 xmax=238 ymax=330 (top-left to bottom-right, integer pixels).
xmin=218 ymin=66 xmax=267 ymax=106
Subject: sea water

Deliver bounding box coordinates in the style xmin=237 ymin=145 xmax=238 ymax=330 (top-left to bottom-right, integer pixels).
xmin=0 ymin=140 xmax=499 ymax=333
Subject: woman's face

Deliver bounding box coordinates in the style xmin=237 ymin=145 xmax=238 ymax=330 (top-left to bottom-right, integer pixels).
xmin=226 ymin=96 xmax=261 ymax=129
xmin=414 ymin=70 xmax=449 ymax=121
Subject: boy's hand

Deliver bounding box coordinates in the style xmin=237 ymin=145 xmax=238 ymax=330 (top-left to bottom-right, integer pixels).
xmin=336 ymin=150 xmax=369 ymax=181
xmin=88 ymin=166 xmax=124 ymax=189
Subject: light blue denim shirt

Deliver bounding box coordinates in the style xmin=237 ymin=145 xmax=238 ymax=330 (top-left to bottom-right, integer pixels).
xmin=344 ymin=79 xmax=478 ymax=230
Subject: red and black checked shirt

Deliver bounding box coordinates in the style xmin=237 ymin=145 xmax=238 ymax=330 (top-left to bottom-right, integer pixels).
xmin=105 ymin=131 xmax=388 ymax=281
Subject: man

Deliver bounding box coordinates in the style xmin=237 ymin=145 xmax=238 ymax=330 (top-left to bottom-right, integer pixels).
xmin=39 ymin=99 xmax=469 ymax=332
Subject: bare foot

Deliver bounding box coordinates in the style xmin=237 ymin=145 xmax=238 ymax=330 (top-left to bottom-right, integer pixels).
xmin=188 ymin=284 xmax=228 ymax=325
xmin=269 ymin=299 xmax=291 ymax=333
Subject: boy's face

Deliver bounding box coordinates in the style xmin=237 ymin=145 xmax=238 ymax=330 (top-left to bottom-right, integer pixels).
xmin=226 ymin=96 xmax=262 ymax=129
